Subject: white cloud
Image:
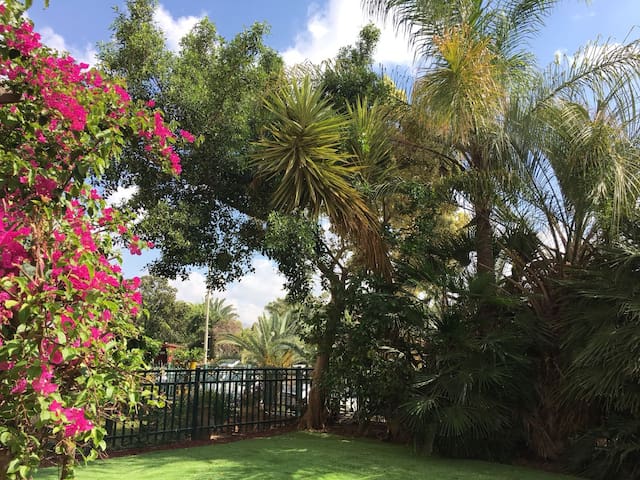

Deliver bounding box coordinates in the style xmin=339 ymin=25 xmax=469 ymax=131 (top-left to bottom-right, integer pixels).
xmin=554 ymin=42 xmax=635 ymax=68
xmin=170 ymin=271 xmax=208 ymax=304
xmin=153 ymin=4 xmax=203 ymax=52
xmin=282 ymin=0 xmax=415 ymax=67
xmin=33 ymin=4 xmax=201 ymax=64
xmin=105 ymin=185 xmax=138 ymax=207
xmin=171 ymin=258 xmax=287 ymax=327
xmin=39 ymin=26 xmax=97 ymax=66
xmin=222 ymin=258 xmax=288 ymax=327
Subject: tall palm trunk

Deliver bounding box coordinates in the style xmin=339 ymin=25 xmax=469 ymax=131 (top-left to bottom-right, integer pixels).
xmin=472 ymin=147 xmax=496 ymax=327
xmin=475 ymin=202 xmax=495 ymax=280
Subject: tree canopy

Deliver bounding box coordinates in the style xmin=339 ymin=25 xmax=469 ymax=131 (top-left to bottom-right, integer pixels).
xmin=98 ymin=0 xmax=284 ymax=288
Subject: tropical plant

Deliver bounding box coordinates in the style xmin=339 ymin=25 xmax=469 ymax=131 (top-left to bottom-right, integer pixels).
xmin=365 ymin=0 xmax=640 ymax=466
xmin=252 ymin=75 xmax=391 ymax=277
xmin=365 ymin=0 xmax=542 ymax=288
xmin=201 ymin=298 xmax=241 ymax=361
xmin=404 ymin=299 xmax=537 ymax=460
xmin=219 ymin=310 xmax=307 ymax=368
xmin=555 ymin=244 xmax=640 ymax=480
xmin=496 ymin=39 xmax=640 ymax=461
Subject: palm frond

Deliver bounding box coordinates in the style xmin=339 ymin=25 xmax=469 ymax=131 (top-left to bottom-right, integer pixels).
xmin=219 ymin=309 xmax=307 ymax=367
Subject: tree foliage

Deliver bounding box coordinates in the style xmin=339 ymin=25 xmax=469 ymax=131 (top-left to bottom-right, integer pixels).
xmin=99 ymin=0 xmax=283 ymax=288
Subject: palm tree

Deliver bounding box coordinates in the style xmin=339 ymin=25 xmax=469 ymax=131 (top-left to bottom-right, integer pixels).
xmin=365 ymin=0 xmax=640 ymax=461
xmin=188 ymin=297 xmax=239 ymax=359
xmin=207 ymin=298 xmax=239 ymax=360
xmin=495 ymin=48 xmax=640 ymax=458
xmin=207 ymin=298 xmax=239 ymax=325
xmin=365 ymin=0 xmax=542 ymax=286
xmin=364 ymin=0 xmax=640 ymax=304
xmin=219 ymin=310 xmax=306 ymax=367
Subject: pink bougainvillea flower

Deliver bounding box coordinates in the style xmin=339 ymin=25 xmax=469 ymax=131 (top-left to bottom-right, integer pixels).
xmin=0 ymin=361 xmax=15 ymax=371
xmin=11 ymin=378 xmax=27 ymax=394
xmin=50 ymin=350 xmax=64 ymax=365
xmin=49 ymin=400 xmax=63 ymax=413
xmin=179 ymin=129 xmax=195 ymax=143
xmin=32 ymin=365 xmax=58 ymax=395
xmin=63 ymin=407 xmax=94 ymax=437
xmin=89 ymin=326 xmax=103 ymax=341
xmin=128 ymin=242 xmax=142 ymax=255
xmin=34 ymin=175 xmax=57 ymax=198
xmin=101 ymin=309 xmax=112 ymax=322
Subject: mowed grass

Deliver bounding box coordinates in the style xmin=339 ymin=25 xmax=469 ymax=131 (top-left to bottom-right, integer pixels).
xmin=34 ymin=432 xmax=581 ymax=480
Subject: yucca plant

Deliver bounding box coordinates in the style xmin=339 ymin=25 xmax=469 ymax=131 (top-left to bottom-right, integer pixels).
xmin=252 ymin=75 xmax=391 ymax=278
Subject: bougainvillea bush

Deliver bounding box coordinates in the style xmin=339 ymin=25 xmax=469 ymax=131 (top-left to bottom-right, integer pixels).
xmin=0 ymin=1 xmax=191 ymax=478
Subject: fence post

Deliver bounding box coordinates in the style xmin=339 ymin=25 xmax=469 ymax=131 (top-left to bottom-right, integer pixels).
xmin=191 ymin=367 xmax=202 ymax=439
xmin=295 ymin=368 xmax=303 ymax=417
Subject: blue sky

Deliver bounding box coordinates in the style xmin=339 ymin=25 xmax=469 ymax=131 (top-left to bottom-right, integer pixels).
xmin=25 ymin=0 xmax=640 ymax=325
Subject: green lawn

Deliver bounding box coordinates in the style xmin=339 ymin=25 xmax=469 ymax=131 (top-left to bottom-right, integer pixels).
xmin=34 ymin=432 xmax=581 ymax=480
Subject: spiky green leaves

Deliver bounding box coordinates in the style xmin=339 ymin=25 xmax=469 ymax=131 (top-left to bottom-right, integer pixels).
xmin=253 ymin=76 xmax=391 ymax=278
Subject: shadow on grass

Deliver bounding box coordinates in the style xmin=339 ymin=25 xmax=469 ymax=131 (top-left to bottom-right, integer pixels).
xmin=35 ymin=432 xmax=581 ymax=480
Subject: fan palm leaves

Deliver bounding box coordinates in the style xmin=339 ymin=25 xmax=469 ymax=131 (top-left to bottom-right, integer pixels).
xmin=555 ymin=245 xmax=640 ymax=479
xmin=252 ymin=75 xmax=392 ymax=278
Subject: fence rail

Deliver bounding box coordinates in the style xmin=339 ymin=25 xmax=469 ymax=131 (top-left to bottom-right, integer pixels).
xmin=105 ymin=367 xmax=313 ymax=449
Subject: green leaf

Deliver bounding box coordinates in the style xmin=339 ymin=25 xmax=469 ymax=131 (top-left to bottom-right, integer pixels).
xmin=6 ymin=458 xmax=21 ymax=474
xmin=18 ymin=465 xmax=31 ymax=479
xmin=0 ymin=431 xmax=12 ymax=445
xmin=3 ymin=299 xmax=18 ymax=309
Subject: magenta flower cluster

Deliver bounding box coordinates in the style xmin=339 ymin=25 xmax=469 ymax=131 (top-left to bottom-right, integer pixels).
xmin=0 ymin=2 xmax=194 ymax=477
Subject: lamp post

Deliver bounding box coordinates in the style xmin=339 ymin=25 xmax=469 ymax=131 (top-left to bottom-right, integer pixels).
xmin=203 ymin=288 xmax=211 ymax=367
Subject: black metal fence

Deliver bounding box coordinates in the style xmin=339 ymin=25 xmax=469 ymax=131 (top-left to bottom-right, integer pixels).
xmin=105 ymin=367 xmax=313 ymax=449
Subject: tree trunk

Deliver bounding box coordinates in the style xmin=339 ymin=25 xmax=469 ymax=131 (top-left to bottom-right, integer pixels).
xmin=474 ymin=200 xmax=496 ymax=329
xmin=300 ymin=289 xmax=343 ymax=430
xmin=300 ymin=352 xmax=330 ymax=429
xmin=475 ymin=202 xmax=495 ymax=280
xmin=0 ymin=449 xmax=10 ymax=480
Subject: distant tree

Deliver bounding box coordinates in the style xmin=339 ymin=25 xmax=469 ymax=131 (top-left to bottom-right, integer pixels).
xmin=185 ymin=297 xmax=240 ymax=356
xmin=219 ymin=310 xmax=306 ymax=367
xmin=264 ymin=298 xmax=294 ymax=317
xmin=137 ymin=275 xmax=192 ymax=344
xmin=210 ymin=316 xmax=242 ymax=361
